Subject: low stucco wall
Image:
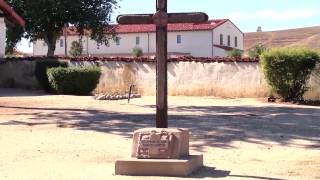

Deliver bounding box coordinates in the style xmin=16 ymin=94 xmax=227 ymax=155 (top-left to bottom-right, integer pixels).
xmin=0 ymin=61 xmax=40 ymax=89
xmin=1 ymin=60 xmax=319 ymax=100
xmin=70 ymin=61 xmax=270 ymax=97
xmin=305 ymin=65 xmax=320 ymax=100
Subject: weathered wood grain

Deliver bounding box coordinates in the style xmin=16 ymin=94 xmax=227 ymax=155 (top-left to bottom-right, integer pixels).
xmin=117 ymin=13 xmax=208 ymax=25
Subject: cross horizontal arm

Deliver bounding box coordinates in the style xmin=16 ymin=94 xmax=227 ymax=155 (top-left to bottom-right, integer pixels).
xmin=117 ymin=14 xmax=154 ymax=24
xmin=168 ymin=12 xmax=208 ymax=24
xmin=117 ymin=12 xmax=208 ymax=25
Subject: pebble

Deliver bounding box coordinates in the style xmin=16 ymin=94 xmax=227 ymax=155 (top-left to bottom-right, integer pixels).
xmin=96 ymin=95 xmax=106 ymax=100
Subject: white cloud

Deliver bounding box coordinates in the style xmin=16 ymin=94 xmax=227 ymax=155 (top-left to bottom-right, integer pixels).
xmin=228 ymin=9 xmax=318 ymax=21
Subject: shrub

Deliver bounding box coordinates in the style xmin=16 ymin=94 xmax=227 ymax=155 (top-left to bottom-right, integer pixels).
xmin=35 ymin=59 xmax=68 ymax=92
xmin=249 ymin=43 xmax=267 ymax=58
xmin=260 ymin=48 xmax=319 ymax=102
xmin=228 ymin=49 xmax=243 ymax=57
xmin=47 ymin=66 xmax=101 ymax=95
xmin=132 ymin=47 xmax=143 ymax=57
xmin=69 ymin=41 xmax=83 ymax=57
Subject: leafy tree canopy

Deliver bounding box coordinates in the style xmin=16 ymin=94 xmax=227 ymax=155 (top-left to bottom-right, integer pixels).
xmin=228 ymin=49 xmax=243 ymax=58
xmin=69 ymin=41 xmax=83 ymax=57
xmin=249 ymin=43 xmax=267 ymax=58
xmin=6 ymin=0 xmax=118 ymax=56
xmin=132 ymin=47 xmax=143 ymax=57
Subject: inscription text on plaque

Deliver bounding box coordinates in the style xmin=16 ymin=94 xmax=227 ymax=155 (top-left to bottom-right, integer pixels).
xmin=137 ymin=130 xmax=172 ymax=159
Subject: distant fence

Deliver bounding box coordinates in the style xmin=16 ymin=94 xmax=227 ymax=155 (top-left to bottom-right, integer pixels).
xmin=0 ymin=56 xmax=319 ymax=99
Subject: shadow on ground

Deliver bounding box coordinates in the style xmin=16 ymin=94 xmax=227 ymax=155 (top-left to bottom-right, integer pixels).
xmin=0 ymin=88 xmax=45 ymax=97
xmin=190 ymin=166 xmax=286 ymax=180
xmin=1 ymin=101 xmax=320 ymax=152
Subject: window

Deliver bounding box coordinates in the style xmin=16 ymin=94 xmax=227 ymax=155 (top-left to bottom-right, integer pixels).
xmin=60 ymin=39 xmax=64 ymax=47
xmin=115 ymin=37 xmax=120 ymax=46
xmin=136 ymin=36 xmax=140 ymax=45
xmin=42 ymin=42 xmax=46 ymax=47
xmin=177 ymin=35 xmax=182 ymax=44
xmin=235 ymin=36 xmax=238 ymax=47
xmin=227 ymin=35 xmax=231 ymax=46
xmin=220 ymin=34 xmax=223 ymax=45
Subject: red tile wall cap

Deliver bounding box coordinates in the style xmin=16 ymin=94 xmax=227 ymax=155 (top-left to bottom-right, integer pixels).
xmin=0 ymin=0 xmax=25 ymax=26
xmin=1 ymin=56 xmax=259 ymax=63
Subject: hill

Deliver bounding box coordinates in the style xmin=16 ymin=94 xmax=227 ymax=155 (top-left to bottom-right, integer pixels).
xmin=244 ymin=26 xmax=320 ymax=52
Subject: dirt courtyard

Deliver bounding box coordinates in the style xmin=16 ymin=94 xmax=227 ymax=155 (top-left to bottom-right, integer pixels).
xmin=0 ymin=88 xmax=319 ymax=180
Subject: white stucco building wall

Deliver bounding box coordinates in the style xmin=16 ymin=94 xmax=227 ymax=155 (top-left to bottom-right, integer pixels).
xmin=213 ymin=21 xmax=244 ymax=49
xmin=213 ymin=21 xmax=244 ymax=57
xmin=33 ymin=20 xmax=244 ymax=57
xmin=167 ymin=31 xmax=213 ymax=57
xmin=0 ymin=1 xmax=25 ymax=57
xmin=0 ymin=17 xmax=6 ymax=57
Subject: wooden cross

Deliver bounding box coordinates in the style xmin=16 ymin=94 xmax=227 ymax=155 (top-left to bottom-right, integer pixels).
xmin=117 ymin=0 xmax=208 ymax=128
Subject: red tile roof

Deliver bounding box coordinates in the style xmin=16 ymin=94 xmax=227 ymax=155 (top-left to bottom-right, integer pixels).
xmin=66 ymin=19 xmax=229 ymax=35
xmin=0 ymin=0 xmax=25 ymax=26
xmin=115 ymin=19 xmax=229 ymax=33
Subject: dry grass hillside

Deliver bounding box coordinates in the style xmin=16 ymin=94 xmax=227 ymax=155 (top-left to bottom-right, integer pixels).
xmin=244 ymin=26 xmax=320 ymax=52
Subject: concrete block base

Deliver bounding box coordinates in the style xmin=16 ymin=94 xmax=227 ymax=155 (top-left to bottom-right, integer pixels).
xmin=115 ymin=154 xmax=203 ymax=177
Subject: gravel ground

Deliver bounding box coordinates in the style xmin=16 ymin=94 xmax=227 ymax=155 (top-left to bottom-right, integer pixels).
xmin=0 ymin=88 xmax=319 ymax=180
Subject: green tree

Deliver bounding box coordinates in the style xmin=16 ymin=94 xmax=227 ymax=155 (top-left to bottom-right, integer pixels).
xmin=69 ymin=41 xmax=83 ymax=57
xmin=228 ymin=49 xmax=243 ymax=57
xmin=6 ymin=0 xmax=118 ymax=56
xmin=249 ymin=43 xmax=267 ymax=58
xmin=132 ymin=47 xmax=143 ymax=57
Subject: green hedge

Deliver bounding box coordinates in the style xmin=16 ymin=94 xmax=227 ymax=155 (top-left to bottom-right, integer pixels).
xmin=260 ymin=48 xmax=319 ymax=101
xmin=35 ymin=60 xmax=68 ymax=92
xmin=47 ymin=66 xmax=101 ymax=95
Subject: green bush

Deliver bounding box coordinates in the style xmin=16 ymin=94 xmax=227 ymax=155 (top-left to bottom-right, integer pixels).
xmin=69 ymin=41 xmax=83 ymax=57
xmin=249 ymin=43 xmax=267 ymax=58
xmin=260 ymin=48 xmax=319 ymax=102
xmin=47 ymin=66 xmax=101 ymax=95
xmin=228 ymin=49 xmax=243 ymax=57
xmin=132 ymin=47 xmax=143 ymax=57
xmin=35 ymin=60 xmax=68 ymax=92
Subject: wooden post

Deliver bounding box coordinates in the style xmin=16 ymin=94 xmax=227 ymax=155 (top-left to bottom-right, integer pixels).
xmin=116 ymin=0 xmax=208 ymax=129
xmin=155 ymin=0 xmax=168 ymax=128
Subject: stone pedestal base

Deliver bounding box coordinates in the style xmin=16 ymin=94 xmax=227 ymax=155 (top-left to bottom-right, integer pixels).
xmin=115 ymin=154 xmax=203 ymax=177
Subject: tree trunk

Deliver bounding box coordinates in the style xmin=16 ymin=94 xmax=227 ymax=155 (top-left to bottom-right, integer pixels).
xmin=47 ymin=43 xmax=56 ymax=56
xmin=46 ymin=32 xmax=58 ymax=57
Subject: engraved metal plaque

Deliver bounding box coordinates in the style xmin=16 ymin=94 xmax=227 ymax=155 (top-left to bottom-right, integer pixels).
xmin=136 ymin=130 xmax=172 ymax=159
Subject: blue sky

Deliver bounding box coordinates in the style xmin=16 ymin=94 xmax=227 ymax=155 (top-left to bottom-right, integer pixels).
xmin=18 ymin=0 xmax=320 ymax=52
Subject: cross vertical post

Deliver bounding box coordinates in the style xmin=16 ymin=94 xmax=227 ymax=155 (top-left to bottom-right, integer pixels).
xmin=116 ymin=2 xmax=209 ymax=176
xmin=155 ymin=0 xmax=168 ymax=128
xmin=116 ymin=1 xmax=208 ymax=129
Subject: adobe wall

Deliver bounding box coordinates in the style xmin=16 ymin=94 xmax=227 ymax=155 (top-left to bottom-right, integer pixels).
xmin=70 ymin=61 xmax=270 ymax=97
xmin=305 ymin=64 xmax=320 ymax=100
xmin=0 ymin=60 xmax=40 ymax=89
xmin=0 ymin=59 xmax=319 ymax=100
